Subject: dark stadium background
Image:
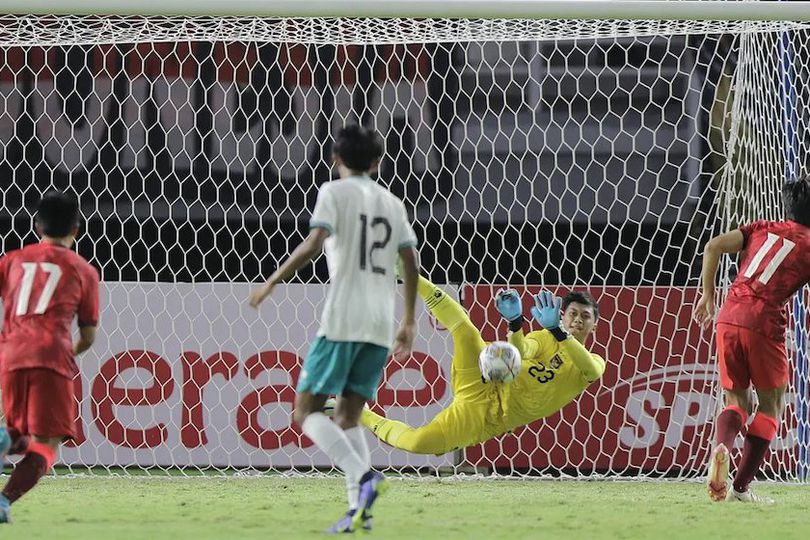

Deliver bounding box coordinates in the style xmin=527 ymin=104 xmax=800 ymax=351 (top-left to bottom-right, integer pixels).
xmin=0 ymin=34 xmax=786 ymax=286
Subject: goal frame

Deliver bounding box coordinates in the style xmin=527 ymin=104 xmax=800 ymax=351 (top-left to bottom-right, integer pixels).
xmin=7 ymin=0 xmax=810 ymax=22
xmin=0 ymin=0 xmax=806 ymax=479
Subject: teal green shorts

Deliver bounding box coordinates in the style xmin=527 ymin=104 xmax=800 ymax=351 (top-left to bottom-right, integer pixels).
xmin=297 ymin=337 xmax=389 ymax=400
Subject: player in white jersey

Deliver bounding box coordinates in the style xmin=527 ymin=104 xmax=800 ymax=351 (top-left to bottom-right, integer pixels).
xmin=249 ymin=124 xmax=419 ymax=533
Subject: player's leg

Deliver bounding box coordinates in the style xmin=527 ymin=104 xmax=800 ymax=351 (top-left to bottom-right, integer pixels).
xmin=341 ymin=343 xmax=392 ymax=532
xmin=418 ymin=276 xmax=484 ymax=363
xmin=716 ymin=386 xmax=752 ymax=450
xmin=297 ymin=389 xmax=371 ymax=533
xmin=360 ymin=399 xmax=488 ymax=455
xmin=0 ymin=429 xmax=8 ymax=468
xmin=726 ymin=330 xmax=787 ymax=504
xmin=4 ymin=428 xmax=30 ymax=456
xmin=331 ymin=391 xmax=371 ymax=528
xmin=0 ymin=383 xmax=32 ymax=459
xmin=707 ymin=387 xmax=750 ymax=502
xmin=0 ymin=388 xmax=9 ymax=464
xmin=1 ymin=435 xmax=59 ymax=518
xmin=292 ymin=391 xmax=330 ymax=425
xmin=360 ymin=406 xmax=452 ymax=455
xmin=293 ymin=339 xmax=369 ymax=532
xmin=0 ymin=370 xmax=25 ymax=522
xmin=707 ymin=323 xmax=751 ymax=502
xmin=417 ymin=276 xmax=488 ymax=399
xmin=0 ymin=411 xmax=9 ymax=468
xmin=0 ymin=369 xmax=73 ymax=522
xmin=728 ymin=386 xmax=784 ymax=503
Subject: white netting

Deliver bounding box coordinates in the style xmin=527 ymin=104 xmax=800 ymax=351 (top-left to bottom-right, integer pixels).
xmin=0 ymin=15 xmax=807 ymax=480
xmin=0 ymin=17 xmax=807 ymax=46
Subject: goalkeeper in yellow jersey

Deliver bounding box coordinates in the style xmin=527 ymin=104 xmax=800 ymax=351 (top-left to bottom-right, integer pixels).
xmin=351 ymin=275 xmax=606 ymax=455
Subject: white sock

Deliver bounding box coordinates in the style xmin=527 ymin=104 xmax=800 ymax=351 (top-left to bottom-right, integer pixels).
xmin=344 ymin=427 xmax=371 ymax=510
xmin=301 ymin=413 xmax=367 ymax=487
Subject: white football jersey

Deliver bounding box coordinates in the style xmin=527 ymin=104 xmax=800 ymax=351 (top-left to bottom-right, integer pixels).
xmin=310 ymin=175 xmax=418 ymax=348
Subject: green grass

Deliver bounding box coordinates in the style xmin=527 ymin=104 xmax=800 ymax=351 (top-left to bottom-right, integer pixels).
xmin=3 ymin=476 xmax=809 ymax=539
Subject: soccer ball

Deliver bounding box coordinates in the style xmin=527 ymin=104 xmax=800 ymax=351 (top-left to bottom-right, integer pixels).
xmin=478 ymin=341 xmax=522 ymax=383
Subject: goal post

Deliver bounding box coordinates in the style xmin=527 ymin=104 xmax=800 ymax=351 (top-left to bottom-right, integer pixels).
xmin=8 ymin=0 xmax=810 ymax=21
xmin=779 ymin=19 xmax=810 ymax=482
xmin=0 ymin=1 xmax=807 ymax=479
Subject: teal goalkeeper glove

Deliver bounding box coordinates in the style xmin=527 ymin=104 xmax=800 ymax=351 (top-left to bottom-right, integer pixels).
xmin=530 ymin=291 xmax=562 ymax=330
xmin=495 ymin=288 xmax=523 ymax=322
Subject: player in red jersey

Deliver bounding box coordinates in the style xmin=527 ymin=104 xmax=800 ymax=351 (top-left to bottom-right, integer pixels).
xmin=0 ymin=191 xmax=99 ymax=523
xmin=695 ymin=177 xmax=810 ymax=504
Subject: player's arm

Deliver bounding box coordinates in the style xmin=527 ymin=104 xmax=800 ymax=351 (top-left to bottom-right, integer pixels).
xmin=392 ymin=201 xmax=420 ymax=359
xmin=558 ymin=334 xmax=604 ymax=382
xmin=76 ymin=264 xmax=100 ymax=356
xmin=398 ymin=247 xmax=419 ymax=324
xmin=249 ymin=184 xmax=336 ymax=308
xmin=248 ymin=227 xmax=330 ymax=308
xmin=694 ymin=229 xmax=745 ymax=328
xmin=494 ymin=289 xmax=545 ymax=359
xmin=508 ymin=329 xmax=542 ymax=359
xmin=392 ymin=246 xmax=419 ymax=359
xmin=74 ymin=326 xmax=96 ymax=355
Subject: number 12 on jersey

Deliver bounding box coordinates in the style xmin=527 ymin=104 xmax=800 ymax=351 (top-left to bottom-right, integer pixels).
xmin=16 ymin=262 xmax=62 ymax=315
xmin=359 ymin=214 xmax=392 ymax=275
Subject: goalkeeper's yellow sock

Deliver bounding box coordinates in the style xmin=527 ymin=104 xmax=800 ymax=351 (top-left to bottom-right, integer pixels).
xmin=417 ymin=276 xmax=470 ymax=333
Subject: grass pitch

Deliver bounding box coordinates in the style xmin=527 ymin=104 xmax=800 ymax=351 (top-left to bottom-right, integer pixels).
xmin=3 ymin=476 xmax=809 ymax=539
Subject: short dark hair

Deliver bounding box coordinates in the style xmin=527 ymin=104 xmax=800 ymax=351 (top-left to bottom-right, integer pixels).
xmin=562 ymin=291 xmax=599 ymax=319
xmin=783 ymin=176 xmax=810 ymax=227
xmin=35 ymin=191 xmax=80 ymax=237
xmin=333 ymin=124 xmax=383 ymax=172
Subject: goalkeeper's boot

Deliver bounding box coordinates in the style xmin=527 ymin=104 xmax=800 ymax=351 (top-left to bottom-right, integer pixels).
xmin=0 ymin=494 xmax=10 ymax=524
xmin=323 ymin=398 xmax=337 ymax=418
xmin=726 ymin=488 xmax=775 ymax=505
xmin=353 ymin=471 xmax=388 ymax=531
xmin=323 ymin=398 xmax=369 ymax=419
xmin=706 ymin=443 xmax=730 ymax=502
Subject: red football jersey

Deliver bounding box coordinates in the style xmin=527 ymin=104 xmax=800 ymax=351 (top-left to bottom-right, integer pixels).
xmin=0 ymin=242 xmax=100 ymax=378
xmin=717 ymin=220 xmax=810 ymax=340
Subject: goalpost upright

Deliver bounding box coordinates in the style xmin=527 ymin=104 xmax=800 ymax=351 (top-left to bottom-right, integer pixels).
xmin=778 ymin=4 xmax=810 ymax=481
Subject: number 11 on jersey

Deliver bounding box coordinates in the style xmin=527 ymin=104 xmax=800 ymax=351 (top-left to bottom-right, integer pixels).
xmin=742 ymin=233 xmax=796 ymax=285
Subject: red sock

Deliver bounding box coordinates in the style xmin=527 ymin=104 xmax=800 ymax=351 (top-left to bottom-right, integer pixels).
xmin=732 ymin=413 xmax=778 ymax=493
xmin=1 ymin=442 xmax=55 ymax=503
xmin=715 ymin=405 xmax=747 ymax=450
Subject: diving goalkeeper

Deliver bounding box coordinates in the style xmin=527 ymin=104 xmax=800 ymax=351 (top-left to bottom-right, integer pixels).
xmin=348 ymin=276 xmax=606 ymax=455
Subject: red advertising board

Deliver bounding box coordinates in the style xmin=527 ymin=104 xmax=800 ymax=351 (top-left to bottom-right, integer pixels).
xmin=58 ymin=283 xmax=456 ymax=469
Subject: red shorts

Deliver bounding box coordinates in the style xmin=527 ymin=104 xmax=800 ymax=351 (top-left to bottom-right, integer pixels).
xmin=716 ymin=323 xmax=789 ymax=391
xmin=1 ymin=368 xmax=78 ymax=439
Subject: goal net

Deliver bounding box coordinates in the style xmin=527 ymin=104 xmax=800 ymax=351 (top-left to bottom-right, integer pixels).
xmin=0 ymin=7 xmax=808 ymax=480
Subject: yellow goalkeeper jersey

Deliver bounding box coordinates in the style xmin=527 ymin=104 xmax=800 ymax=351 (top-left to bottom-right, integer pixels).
xmin=497 ymin=329 xmax=606 ymax=433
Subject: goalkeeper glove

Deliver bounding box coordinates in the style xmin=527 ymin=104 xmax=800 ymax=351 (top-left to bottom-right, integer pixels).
xmin=495 ymin=288 xmax=523 ymax=322
xmin=530 ymin=291 xmax=562 ymax=330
